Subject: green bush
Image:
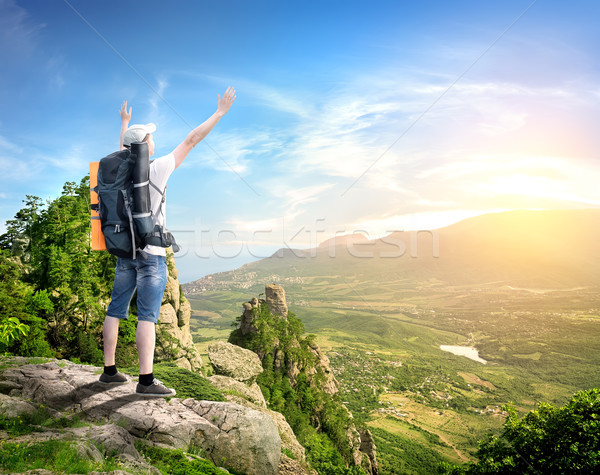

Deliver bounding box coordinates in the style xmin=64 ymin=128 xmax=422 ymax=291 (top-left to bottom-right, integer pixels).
xmin=443 ymin=388 xmax=600 ymax=474
xmin=139 ymin=444 xmax=231 ymax=475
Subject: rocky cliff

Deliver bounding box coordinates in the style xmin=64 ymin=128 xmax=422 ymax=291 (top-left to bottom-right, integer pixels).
xmin=233 ymin=283 xmax=379 ymax=475
xmin=155 ymin=249 xmax=203 ymax=371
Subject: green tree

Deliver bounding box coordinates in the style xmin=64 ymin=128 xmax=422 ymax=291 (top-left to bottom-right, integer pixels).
xmin=443 ymin=388 xmax=600 ymax=474
xmin=0 ymin=317 xmax=29 ymax=347
xmin=0 ymin=251 xmax=53 ymax=356
xmin=1 ymin=177 xmax=117 ymax=361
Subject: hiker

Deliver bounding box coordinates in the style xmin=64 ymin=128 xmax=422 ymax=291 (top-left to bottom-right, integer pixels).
xmin=99 ymin=87 xmax=236 ymax=396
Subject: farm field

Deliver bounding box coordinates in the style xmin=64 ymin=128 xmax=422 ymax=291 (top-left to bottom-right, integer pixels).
xmin=186 ymin=279 xmax=600 ymax=473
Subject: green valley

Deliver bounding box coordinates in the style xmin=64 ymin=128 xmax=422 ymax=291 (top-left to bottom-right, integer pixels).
xmin=184 ymin=209 xmax=600 ymax=473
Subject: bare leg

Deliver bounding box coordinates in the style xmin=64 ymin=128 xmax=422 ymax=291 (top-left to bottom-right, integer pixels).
xmin=137 ymin=320 xmax=156 ymax=375
xmin=103 ymin=316 xmax=121 ymax=366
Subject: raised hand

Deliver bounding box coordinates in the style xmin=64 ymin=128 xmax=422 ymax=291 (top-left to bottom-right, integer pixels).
xmin=120 ymin=100 xmax=132 ymax=123
xmin=217 ymin=87 xmax=236 ymax=116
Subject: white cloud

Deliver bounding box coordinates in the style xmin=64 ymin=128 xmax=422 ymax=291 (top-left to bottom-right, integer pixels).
xmin=0 ymin=135 xmax=23 ymax=154
xmin=149 ymin=77 xmax=169 ymax=117
xmin=190 ymin=69 xmax=600 ymax=242
xmin=0 ymin=0 xmax=45 ymax=62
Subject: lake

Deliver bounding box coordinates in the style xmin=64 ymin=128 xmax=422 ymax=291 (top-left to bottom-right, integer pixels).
xmin=440 ymin=345 xmax=487 ymax=364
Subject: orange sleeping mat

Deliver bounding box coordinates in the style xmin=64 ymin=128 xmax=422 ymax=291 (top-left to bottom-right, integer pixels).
xmin=89 ymin=162 xmax=106 ymax=251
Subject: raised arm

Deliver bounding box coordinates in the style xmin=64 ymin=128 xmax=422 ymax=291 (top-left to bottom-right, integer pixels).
xmin=172 ymin=87 xmax=236 ymax=169
xmin=119 ymin=100 xmax=132 ymax=150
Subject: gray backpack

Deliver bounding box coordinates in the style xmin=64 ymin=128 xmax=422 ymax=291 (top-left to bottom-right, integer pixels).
xmin=94 ymin=142 xmax=178 ymax=259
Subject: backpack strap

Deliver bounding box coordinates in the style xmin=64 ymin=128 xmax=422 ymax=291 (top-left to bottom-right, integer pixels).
xmin=146 ymin=180 xmax=180 ymax=253
xmin=120 ymin=189 xmax=138 ymax=259
xmin=149 ymin=181 xmax=166 ymax=219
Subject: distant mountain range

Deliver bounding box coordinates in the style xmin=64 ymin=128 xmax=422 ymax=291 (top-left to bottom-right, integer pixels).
xmin=183 ymin=209 xmax=600 ymax=293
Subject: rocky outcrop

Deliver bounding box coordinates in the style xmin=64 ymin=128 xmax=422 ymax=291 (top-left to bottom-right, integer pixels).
xmin=242 ymin=283 xmax=339 ymax=397
xmin=208 ymin=374 xmax=267 ymax=408
xmin=156 ymin=249 xmax=202 ymax=371
xmin=359 ymin=428 xmax=379 ymax=475
xmin=307 ymin=339 xmax=338 ymax=396
xmin=0 ymin=359 xmax=281 ymax=475
xmin=235 ymin=284 xmax=378 ymax=475
xmin=266 ymin=283 xmax=288 ymax=318
xmin=207 ymin=340 xmax=311 ymax=472
xmin=240 ymin=296 xmax=260 ymax=336
xmin=207 ymin=341 xmax=263 ymax=383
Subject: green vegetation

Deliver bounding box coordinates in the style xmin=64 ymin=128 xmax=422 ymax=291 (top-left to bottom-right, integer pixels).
xmin=443 ymin=388 xmax=600 ymax=474
xmin=370 ymin=426 xmax=452 ymax=474
xmin=0 ymin=405 xmax=87 ymax=436
xmin=137 ymin=444 xmax=229 ymax=475
xmin=184 ymin=264 xmax=600 ymax=473
xmin=121 ymin=362 xmax=226 ymax=401
xmin=230 ymin=301 xmax=367 ymax=474
xmin=0 ymin=317 xmax=29 ymax=347
xmin=0 ymin=438 xmax=119 ymax=473
xmin=0 ymin=182 xmax=117 ymax=363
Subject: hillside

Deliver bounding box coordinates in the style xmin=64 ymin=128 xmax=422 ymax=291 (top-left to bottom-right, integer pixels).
xmin=184 ymin=209 xmax=600 ymax=293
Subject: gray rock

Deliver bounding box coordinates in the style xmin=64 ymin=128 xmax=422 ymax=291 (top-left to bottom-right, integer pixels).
xmin=307 ymin=341 xmax=339 ymax=396
xmin=183 ymin=399 xmax=281 ymax=475
xmin=159 ymin=303 xmax=178 ymax=326
xmin=218 ymin=395 xmax=305 ymax=463
xmin=239 ymin=298 xmax=259 ymax=336
xmin=162 ymin=276 xmax=181 ymax=312
xmin=17 ymin=470 xmax=56 ymax=475
xmin=279 ymin=453 xmax=318 ymax=475
xmin=174 ymin=357 xmax=192 ymax=371
xmin=266 ymin=283 xmax=288 ymax=318
xmin=359 ymin=428 xmax=379 ymax=475
xmin=1 ymin=360 xmax=281 ymax=475
xmin=264 ymin=408 xmax=306 ymax=462
xmin=177 ymin=299 xmax=192 ymax=327
xmin=153 ymin=248 xmax=202 ymax=372
xmin=113 ymin=453 xmax=162 ymax=475
xmin=208 ymin=341 xmax=263 ymax=383
xmin=0 ymin=393 xmax=37 ymax=418
xmin=0 ymin=379 xmax=22 ymax=395
xmin=208 ymin=375 xmax=266 ymax=407
xmin=72 ymin=423 xmax=140 ymax=458
xmin=72 ymin=439 xmax=104 ymax=463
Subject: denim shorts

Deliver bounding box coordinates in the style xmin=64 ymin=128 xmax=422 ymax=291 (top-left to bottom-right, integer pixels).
xmin=106 ymin=253 xmax=167 ymax=324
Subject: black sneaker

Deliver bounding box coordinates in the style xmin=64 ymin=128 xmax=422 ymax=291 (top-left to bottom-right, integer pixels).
xmin=135 ymin=378 xmax=176 ymax=397
xmin=99 ymin=371 xmax=129 ymax=385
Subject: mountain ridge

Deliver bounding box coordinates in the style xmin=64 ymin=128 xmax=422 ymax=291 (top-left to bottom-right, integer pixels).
xmin=184 ymin=208 xmax=600 ymax=292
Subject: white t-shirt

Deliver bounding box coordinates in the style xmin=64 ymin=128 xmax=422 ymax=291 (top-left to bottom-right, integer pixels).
xmin=144 ymin=152 xmax=176 ymax=256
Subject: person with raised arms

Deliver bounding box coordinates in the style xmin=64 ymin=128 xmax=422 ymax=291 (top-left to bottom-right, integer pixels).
xmin=98 ymin=88 xmax=236 ymax=396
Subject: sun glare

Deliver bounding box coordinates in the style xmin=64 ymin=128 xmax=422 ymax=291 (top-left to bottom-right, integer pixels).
xmin=478 ymin=172 xmax=600 ymax=206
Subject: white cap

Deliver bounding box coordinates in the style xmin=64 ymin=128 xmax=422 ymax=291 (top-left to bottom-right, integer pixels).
xmin=123 ymin=123 xmax=156 ymax=146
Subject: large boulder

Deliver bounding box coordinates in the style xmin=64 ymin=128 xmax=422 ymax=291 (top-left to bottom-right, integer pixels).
xmin=183 ymin=399 xmax=281 ymax=475
xmin=208 ymin=375 xmax=267 ymax=407
xmin=208 ymin=341 xmax=263 ymax=383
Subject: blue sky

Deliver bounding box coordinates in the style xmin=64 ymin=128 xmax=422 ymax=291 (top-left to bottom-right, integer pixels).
xmin=1 ymin=0 xmax=599 ymax=282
